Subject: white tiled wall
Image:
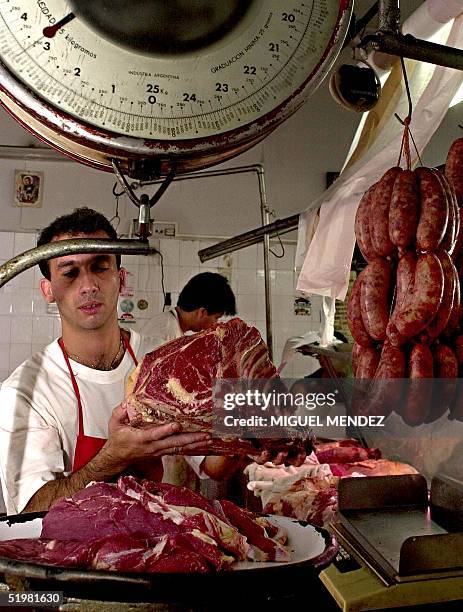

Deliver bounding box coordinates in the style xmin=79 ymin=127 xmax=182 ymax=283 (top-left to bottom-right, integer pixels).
xmin=0 ymin=232 xmax=322 ymax=382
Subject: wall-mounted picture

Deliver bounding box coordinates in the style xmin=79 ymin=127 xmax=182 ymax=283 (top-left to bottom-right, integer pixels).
xmin=13 ymin=170 xmax=43 ymax=208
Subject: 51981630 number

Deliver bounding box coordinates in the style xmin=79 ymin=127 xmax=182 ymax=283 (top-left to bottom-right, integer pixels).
xmin=0 ymin=591 xmax=63 ymax=607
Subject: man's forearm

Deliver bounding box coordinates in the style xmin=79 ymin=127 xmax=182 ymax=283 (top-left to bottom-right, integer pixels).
xmin=22 ymin=446 xmax=130 ymax=513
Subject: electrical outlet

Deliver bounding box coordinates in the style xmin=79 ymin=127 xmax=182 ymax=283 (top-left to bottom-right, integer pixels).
xmin=153 ymin=222 xmax=178 ymax=237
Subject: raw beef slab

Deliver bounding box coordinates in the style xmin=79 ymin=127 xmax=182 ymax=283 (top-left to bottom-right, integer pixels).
xmin=0 ymin=477 xmax=290 ymax=573
xmin=124 ymin=318 xmax=312 ymax=455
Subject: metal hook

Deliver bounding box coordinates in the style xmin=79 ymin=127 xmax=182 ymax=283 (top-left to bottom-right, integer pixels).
xmin=110 ymin=192 xmax=121 ymax=231
xmin=265 ymin=208 xmax=285 ymax=258
xmin=400 ymin=56 xmax=413 ymax=121
xmin=111 ymin=160 xmax=141 ymax=207
xmin=112 ymin=182 xmax=125 ymax=198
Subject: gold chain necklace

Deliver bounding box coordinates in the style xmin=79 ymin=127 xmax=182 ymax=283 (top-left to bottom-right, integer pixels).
xmin=66 ymin=333 xmax=125 ymax=370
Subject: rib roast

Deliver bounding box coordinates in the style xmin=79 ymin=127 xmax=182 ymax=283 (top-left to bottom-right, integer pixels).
xmin=124 ymin=318 xmax=312 ymax=455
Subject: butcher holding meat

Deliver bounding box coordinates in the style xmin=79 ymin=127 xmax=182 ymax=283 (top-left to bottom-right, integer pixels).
xmin=0 ymin=209 xmax=296 ymax=516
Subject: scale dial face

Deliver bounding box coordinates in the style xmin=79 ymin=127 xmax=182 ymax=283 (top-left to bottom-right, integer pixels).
xmin=0 ymin=1 xmax=352 ymax=173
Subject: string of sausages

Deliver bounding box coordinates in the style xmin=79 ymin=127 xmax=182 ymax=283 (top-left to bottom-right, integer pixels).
xmin=348 ymin=136 xmax=463 ymax=426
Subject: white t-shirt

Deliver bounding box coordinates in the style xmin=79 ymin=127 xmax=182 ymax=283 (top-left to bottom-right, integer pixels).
xmin=141 ymin=308 xmax=183 ymax=343
xmin=0 ymin=330 xmax=204 ymax=515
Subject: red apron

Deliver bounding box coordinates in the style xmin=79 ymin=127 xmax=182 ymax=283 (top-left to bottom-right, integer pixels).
xmin=58 ymin=335 xmax=138 ymax=472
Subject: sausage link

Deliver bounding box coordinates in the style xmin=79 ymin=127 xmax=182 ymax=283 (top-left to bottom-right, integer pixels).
xmin=347 ymin=272 xmax=373 ymax=347
xmin=442 ymin=263 xmax=461 ymax=338
xmin=426 ymin=344 xmax=458 ymax=423
xmin=434 ymin=170 xmax=456 ymax=254
xmin=360 ymin=259 xmax=392 ymax=341
xmin=402 ymin=343 xmax=433 ymax=426
xmin=386 ymin=251 xmax=416 ymax=346
xmin=391 ymin=252 xmax=416 ymax=319
xmin=445 ymin=175 xmax=460 ymax=255
xmin=351 ymin=342 xmax=362 ymax=375
xmin=395 ymin=253 xmax=444 ymax=340
xmin=355 ymin=346 xmax=380 ymax=379
xmin=375 ymin=341 xmax=406 ymax=379
xmin=389 ymin=170 xmax=419 ymax=250
xmin=452 ymin=184 xmax=461 ymax=256
xmin=425 ymin=250 xmax=456 ymax=340
xmin=386 ymin=321 xmax=408 ymax=347
xmin=456 ymin=256 xmax=463 ymax=281
xmin=445 ymin=138 xmax=463 ymax=206
xmin=369 ymin=167 xmax=402 ymax=257
xmin=415 ymin=167 xmax=448 ymax=252
xmin=368 ymin=342 xmax=405 ymax=417
xmin=451 ymin=215 xmax=463 ymax=262
xmin=354 ymin=185 xmax=378 ymax=261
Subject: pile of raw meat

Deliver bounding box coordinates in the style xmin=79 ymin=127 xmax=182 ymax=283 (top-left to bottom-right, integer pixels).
xmin=124 ymin=317 xmax=312 ymax=455
xmin=246 ymin=439 xmax=417 ymax=527
xmin=0 ymin=477 xmax=290 ymax=573
xmin=348 ymin=137 xmax=463 ymax=425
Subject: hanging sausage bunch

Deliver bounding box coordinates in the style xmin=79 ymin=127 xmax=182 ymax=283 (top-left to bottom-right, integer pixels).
xmin=348 ymin=136 xmax=463 ymax=425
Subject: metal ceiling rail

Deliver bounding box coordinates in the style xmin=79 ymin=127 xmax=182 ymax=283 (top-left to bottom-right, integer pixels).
xmin=197 ymin=214 xmax=299 ymax=262
xmin=362 ymin=0 xmax=463 ymax=70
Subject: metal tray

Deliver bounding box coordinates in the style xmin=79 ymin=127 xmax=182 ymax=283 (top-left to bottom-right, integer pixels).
xmin=335 ymin=475 xmax=463 ymax=585
xmin=0 ymin=513 xmax=338 ymax=604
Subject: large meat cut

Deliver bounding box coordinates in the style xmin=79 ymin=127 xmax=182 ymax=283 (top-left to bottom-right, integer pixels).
xmin=124 ymin=317 xmax=312 ymax=455
xmin=0 ymin=477 xmax=289 ymax=573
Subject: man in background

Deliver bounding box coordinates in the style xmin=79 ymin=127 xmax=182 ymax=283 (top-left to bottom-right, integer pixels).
xmin=142 ymin=271 xmax=236 ymax=342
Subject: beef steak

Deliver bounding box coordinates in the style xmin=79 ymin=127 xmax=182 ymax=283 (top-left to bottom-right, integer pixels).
xmin=124 ymin=318 xmax=312 ymax=455
xmin=0 ymin=477 xmax=290 ymax=573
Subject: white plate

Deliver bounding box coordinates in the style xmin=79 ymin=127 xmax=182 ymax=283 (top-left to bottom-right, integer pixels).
xmin=234 ymin=515 xmax=327 ymax=570
xmin=0 ymin=516 xmax=42 ymax=540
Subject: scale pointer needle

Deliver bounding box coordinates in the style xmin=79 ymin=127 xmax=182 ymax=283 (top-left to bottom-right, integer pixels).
xmin=43 ymin=13 xmax=76 ymax=38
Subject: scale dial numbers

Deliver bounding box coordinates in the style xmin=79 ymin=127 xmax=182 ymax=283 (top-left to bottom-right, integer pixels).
xmin=0 ymin=1 xmax=351 ymax=141
xmin=0 ymin=1 xmax=352 ymax=175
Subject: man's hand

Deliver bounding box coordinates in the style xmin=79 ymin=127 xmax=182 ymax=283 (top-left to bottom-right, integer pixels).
xmin=248 ymin=448 xmax=307 ymax=467
xmin=102 ymin=404 xmax=212 ymax=470
xmin=23 ymin=404 xmax=211 ymax=514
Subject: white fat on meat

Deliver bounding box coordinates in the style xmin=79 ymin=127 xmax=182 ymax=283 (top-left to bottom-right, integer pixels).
xmin=166 ymin=377 xmax=197 ymax=404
